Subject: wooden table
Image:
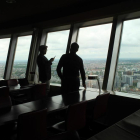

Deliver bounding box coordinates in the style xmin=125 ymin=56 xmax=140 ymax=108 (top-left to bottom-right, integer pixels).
xmin=0 ymin=89 xmax=100 ymax=126
xmin=88 ymin=109 xmax=140 ymax=140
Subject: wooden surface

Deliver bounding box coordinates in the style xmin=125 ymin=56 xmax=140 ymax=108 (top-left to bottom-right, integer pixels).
xmin=88 ymin=109 xmax=140 ymax=140
xmin=0 ymin=89 xmax=101 ymax=126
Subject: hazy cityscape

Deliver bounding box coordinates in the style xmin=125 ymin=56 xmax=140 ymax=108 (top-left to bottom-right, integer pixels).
xmin=1 ymin=59 xmax=140 ymax=95
xmin=114 ymin=59 xmax=140 ymax=94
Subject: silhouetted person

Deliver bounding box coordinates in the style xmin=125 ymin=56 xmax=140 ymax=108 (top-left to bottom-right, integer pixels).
xmin=62 ymin=91 xmax=80 ymax=105
xmin=37 ymin=45 xmax=55 ymax=95
xmin=57 ymin=42 xmax=86 ymax=94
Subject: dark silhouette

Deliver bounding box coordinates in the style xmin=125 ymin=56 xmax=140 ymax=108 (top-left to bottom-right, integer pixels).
xmin=62 ymin=91 xmax=80 ymax=105
xmin=37 ymin=45 xmax=55 ymax=94
xmin=57 ymin=42 xmax=86 ymax=93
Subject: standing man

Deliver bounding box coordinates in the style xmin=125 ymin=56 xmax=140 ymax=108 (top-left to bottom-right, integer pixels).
xmin=57 ymin=42 xmax=86 ymax=94
xmin=37 ymin=45 xmax=55 ymax=94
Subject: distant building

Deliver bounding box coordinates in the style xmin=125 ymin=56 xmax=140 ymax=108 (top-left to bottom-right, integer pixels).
xmin=121 ymin=82 xmax=125 ymax=87
xmin=122 ymin=75 xmax=127 ymax=83
xmin=114 ymin=75 xmax=120 ymax=88
xmin=123 ymin=71 xmax=133 ymax=75
xmin=137 ymin=82 xmax=140 ymax=88
xmin=123 ymin=84 xmax=129 ymax=88
xmin=126 ymin=76 xmax=133 ymax=86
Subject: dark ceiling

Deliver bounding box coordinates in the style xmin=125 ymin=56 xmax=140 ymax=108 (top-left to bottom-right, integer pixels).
xmin=0 ymin=0 xmax=133 ymax=28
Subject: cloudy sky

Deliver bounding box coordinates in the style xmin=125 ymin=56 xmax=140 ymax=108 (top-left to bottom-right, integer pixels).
xmin=77 ymin=23 xmax=112 ymax=60
xmin=0 ymin=38 xmax=10 ymax=62
xmin=45 ymin=24 xmax=112 ymax=60
xmin=119 ymin=18 xmax=140 ymax=59
xmin=14 ymin=35 xmax=32 ymax=62
xmin=0 ymin=18 xmax=140 ymax=62
xmin=0 ymin=35 xmax=31 ymax=62
xmin=45 ymin=30 xmax=69 ymax=60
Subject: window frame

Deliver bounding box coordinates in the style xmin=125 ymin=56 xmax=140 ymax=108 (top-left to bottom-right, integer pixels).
xmin=33 ymin=25 xmax=71 ymax=84
xmin=41 ymin=25 xmax=70 ymax=47
xmin=1 ymin=10 xmax=140 ymax=93
xmin=69 ymin=17 xmax=113 ymax=89
xmin=107 ymin=11 xmax=140 ymax=91
xmin=4 ymin=31 xmax=33 ymax=79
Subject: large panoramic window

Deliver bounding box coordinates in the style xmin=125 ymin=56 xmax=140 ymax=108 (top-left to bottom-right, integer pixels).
xmin=77 ymin=23 xmax=112 ymax=89
xmin=11 ymin=35 xmax=32 ymax=79
xmin=0 ymin=38 xmax=10 ymax=79
xmin=114 ymin=18 xmax=140 ymax=95
xmin=45 ymin=30 xmax=70 ymax=84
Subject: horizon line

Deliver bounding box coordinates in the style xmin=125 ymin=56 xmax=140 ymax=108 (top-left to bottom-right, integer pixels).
xmin=0 ymin=58 xmax=140 ymax=62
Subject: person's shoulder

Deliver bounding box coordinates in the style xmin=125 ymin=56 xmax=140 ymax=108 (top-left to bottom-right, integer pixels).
xmin=60 ymin=54 xmax=67 ymax=59
xmin=37 ymin=54 xmax=47 ymax=61
xmin=37 ymin=54 xmax=43 ymax=57
xmin=76 ymin=54 xmax=83 ymax=61
xmin=62 ymin=54 xmax=67 ymax=57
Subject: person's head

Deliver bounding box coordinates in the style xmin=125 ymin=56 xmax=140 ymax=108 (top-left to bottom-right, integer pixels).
xmin=39 ymin=45 xmax=48 ymax=55
xmin=70 ymin=42 xmax=79 ymax=53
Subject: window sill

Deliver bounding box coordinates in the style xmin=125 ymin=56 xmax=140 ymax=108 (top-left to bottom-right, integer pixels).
xmin=50 ymin=83 xmax=140 ymax=99
xmin=108 ymin=90 xmax=140 ymax=99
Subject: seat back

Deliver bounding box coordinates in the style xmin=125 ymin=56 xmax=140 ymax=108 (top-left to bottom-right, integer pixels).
xmin=17 ymin=109 xmax=47 ymax=140
xmin=65 ymin=101 xmax=87 ymax=131
xmin=8 ymin=79 xmax=18 ymax=86
xmin=47 ymin=131 xmax=81 ymax=140
xmin=33 ymin=83 xmax=46 ymax=100
xmin=93 ymin=93 xmax=110 ymax=119
xmin=0 ymin=86 xmax=12 ymax=112
xmin=18 ymin=78 xmax=29 ymax=86
xmin=0 ymin=80 xmax=8 ymax=87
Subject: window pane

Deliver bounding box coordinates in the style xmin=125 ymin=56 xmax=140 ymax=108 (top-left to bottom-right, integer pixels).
xmin=11 ymin=35 xmax=32 ymax=79
xmin=0 ymin=38 xmax=10 ymax=79
xmin=114 ymin=18 xmax=140 ymax=95
xmin=45 ymin=30 xmax=69 ymax=84
xmin=77 ymin=23 xmax=112 ymax=89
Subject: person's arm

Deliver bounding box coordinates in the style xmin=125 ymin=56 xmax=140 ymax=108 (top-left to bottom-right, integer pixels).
xmin=80 ymin=60 xmax=86 ymax=89
xmin=44 ymin=56 xmax=55 ymax=72
xmin=56 ymin=55 xmax=64 ymax=80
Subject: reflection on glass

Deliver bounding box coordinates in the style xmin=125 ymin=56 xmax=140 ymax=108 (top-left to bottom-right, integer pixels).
xmin=11 ymin=35 xmax=32 ymax=79
xmin=77 ymin=23 xmax=112 ymax=89
xmin=0 ymin=38 xmax=10 ymax=79
xmin=45 ymin=30 xmax=69 ymax=84
xmin=114 ymin=18 xmax=140 ymax=95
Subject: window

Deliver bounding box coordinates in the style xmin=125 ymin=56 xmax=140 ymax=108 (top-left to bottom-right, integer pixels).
xmin=11 ymin=35 xmax=32 ymax=79
xmin=0 ymin=38 xmax=10 ymax=79
xmin=77 ymin=23 xmax=112 ymax=88
xmin=114 ymin=18 xmax=140 ymax=95
xmin=45 ymin=30 xmax=70 ymax=84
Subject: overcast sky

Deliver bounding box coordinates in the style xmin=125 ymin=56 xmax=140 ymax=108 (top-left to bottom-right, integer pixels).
xmin=0 ymin=35 xmax=31 ymax=62
xmin=119 ymin=18 xmax=140 ymax=59
xmin=77 ymin=23 xmax=112 ymax=59
xmin=45 ymin=30 xmax=69 ymax=60
xmin=0 ymin=38 xmax=10 ymax=62
xmin=0 ymin=18 xmax=140 ymax=62
xmin=14 ymin=35 xmax=32 ymax=61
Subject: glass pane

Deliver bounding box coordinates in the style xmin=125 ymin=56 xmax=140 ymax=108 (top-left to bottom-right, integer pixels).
xmin=0 ymin=38 xmax=10 ymax=79
xmin=11 ymin=35 xmax=32 ymax=79
xmin=114 ymin=18 xmax=140 ymax=95
xmin=77 ymin=23 xmax=112 ymax=89
xmin=45 ymin=30 xmax=69 ymax=84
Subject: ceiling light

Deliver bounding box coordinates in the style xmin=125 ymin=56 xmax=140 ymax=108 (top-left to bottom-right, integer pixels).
xmin=6 ymin=0 xmax=16 ymax=3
